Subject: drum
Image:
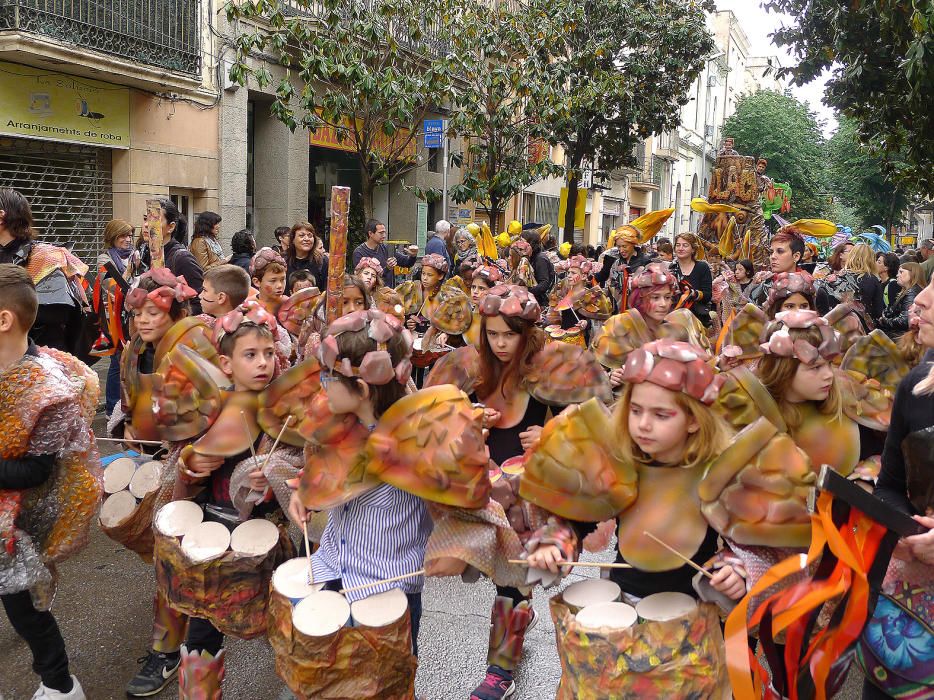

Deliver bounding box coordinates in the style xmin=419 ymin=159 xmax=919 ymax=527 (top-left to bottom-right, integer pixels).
xmin=550 ymin=591 xmax=729 ymax=699
xmin=562 ymin=578 xmax=621 ymax=613
xmin=267 ymin=581 xmax=417 ymax=700
xmin=635 ymin=592 xmax=697 ymax=622
xmin=99 ymin=458 xmax=165 ymax=562
xmin=411 ymin=335 xmax=452 ymax=369
xmin=154 ymin=501 xmax=292 ymax=639
xmin=546 ymin=324 xmax=585 ymax=348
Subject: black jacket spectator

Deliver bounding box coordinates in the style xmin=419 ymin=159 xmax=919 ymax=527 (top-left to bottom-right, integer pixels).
xmin=877 ymin=285 xmax=921 ymax=336
xmin=351 ymin=242 xmax=415 ymax=287
xmin=164 ymin=238 xmax=204 ymax=314
xmin=287 ymin=255 xmax=328 ymax=292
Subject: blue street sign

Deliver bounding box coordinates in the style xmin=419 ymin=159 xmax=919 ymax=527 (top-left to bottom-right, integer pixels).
xmin=424 ymin=119 xmax=444 ymax=148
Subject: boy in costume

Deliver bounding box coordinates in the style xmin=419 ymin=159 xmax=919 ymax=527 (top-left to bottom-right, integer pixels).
xmin=199 ymin=264 xmax=251 ymax=318
xmin=250 ymin=248 xmax=288 ymax=317
xmin=0 ymin=264 xmax=102 ymax=700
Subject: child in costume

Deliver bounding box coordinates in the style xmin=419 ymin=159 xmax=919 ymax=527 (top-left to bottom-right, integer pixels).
xmin=547 ymin=255 xmax=610 ymax=346
xmin=763 ymin=271 xmax=815 ymax=319
xmin=464 ymin=263 xmax=504 ymax=346
xmin=354 ymin=256 xmax=384 ymax=294
xmin=250 ymin=247 xmax=288 ymax=316
xmin=296 ymin=274 xmax=369 ymax=361
xmin=199 ymin=264 xmax=251 ymax=319
xmin=288 ymin=309 xmax=433 ymax=652
xmin=288 ymin=269 xmax=317 ymax=294
xmin=0 ymin=264 xmax=102 ymax=700
xmin=397 ymin=252 xmax=448 ymax=335
xmin=162 ymin=302 xmax=295 ymax=698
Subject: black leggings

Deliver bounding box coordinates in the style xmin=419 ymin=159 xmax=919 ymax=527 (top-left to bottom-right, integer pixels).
xmin=186 ymin=617 xmax=224 ymax=657
xmin=495 ymin=585 xmax=530 ymax=605
xmin=1 ymin=590 xmax=71 ymax=692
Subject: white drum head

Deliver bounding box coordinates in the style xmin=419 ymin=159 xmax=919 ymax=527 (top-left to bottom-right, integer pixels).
xmin=273 ymin=558 xmax=324 ymax=600
xmin=128 ymin=461 xmax=162 ymax=499
xmin=413 ymin=337 xmax=423 ymax=351
xmin=230 ymin=519 xmax=280 ymax=556
xmin=181 ymin=521 xmax=231 ymax=562
xmin=575 ymin=601 xmax=638 ymax=631
xmin=104 ymin=457 xmax=136 ymax=494
xmin=563 ymin=579 xmax=622 ymax=610
xmin=99 ymin=491 xmax=137 ymax=527
xmin=635 ymin=592 xmax=697 ymax=622
xmin=292 ymin=591 xmax=351 ymax=637
xmin=155 ymin=500 xmax=204 ymax=537
xmin=350 ymin=587 xmax=409 ymax=628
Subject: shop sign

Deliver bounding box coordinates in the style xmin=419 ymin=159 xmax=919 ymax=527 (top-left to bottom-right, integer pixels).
xmin=310 ymin=114 xmax=416 ymax=160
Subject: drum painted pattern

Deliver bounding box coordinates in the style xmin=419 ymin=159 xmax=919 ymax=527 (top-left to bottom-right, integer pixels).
xmin=549 ymin=594 xmax=729 ymax=699
xmin=154 ymin=524 xmax=293 ymax=639
xmin=267 ymin=589 xmax=417 ymax=700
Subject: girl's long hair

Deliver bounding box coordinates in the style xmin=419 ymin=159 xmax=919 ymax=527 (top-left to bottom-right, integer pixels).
xmin=613 ymin=382 xmax=731 ymax=469
xmin=475 ymin=313 xmax=545 ymax=401
xmin=843 ymin=243 xmax=877 ymax=277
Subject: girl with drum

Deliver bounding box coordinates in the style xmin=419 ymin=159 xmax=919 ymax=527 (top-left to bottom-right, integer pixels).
xmin=397 ymin=253 xmax=448 ymax=336
xmin=546 ymin=255 xmax=610 ymax=347
xmin=463 ymin=263 xmax=504 ymax=346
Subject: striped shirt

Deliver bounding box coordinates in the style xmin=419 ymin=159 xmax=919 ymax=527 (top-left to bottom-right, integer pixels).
xmin=311 ymin=483 xmax=433 ymax=603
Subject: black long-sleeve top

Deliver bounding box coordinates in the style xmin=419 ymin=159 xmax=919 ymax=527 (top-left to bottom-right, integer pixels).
xmin=877 ymin=285 xmax=920 ymax=336
xmin=528 ymin=253 xmax=555 ymax=307
xmin=856 ymin=273 xmax=884 ymax=323
xmin=670 ymin=260 xmax=713 ymax=325
xmin=876 ymin=362 xmax=934 ymax=515
xmin=164 ymin=239 xmax=204 ymax=315
xmin=287 ymin=254 xmax=328 ymax=292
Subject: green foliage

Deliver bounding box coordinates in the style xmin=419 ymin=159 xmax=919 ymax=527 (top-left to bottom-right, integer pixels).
xmin=722 ymin=91 xmax=831 ymax=220
xmin=227 ymin=0 xmax=460 ymax=218
xmin=827 ymin=118 xmax=911 ymax=230
xmin=443 ymin=0 xmax=565 ymax=230
xmin=542 ymin=0 xmax=716 ymax=240
xmin=765 ymin=0 xmax=934 ymax=196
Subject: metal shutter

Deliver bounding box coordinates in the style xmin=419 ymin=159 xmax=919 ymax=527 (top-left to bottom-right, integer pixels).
xmin=0 ymin=136 xmax=113 ymax=266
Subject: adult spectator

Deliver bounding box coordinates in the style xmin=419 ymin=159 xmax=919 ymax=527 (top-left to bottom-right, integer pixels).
xmin=351 ymin=218 xmax=415 ymax=287
xmin=520 ymin=230 xmax=555 ymax=307
xmin=426 ymin=219 xmax=454 ymax=277
xmin=285 ymin=222 xmax=328 ymax=292
xmin=97 ymin=219 xmax=136 ymax=414
xmin=595 ymin=227 xmax=651 ymax=309
xmin=919 ymin=239 xmax=934 ymax=282
xmin=229 ymin=229 xmax=256 ymax=274
xmin=877 ymin=261 xmax=924 ymax=338
xmin=153 ymin=197 xmax=204 ymax=314
xmin=272 ymin=226 xmax=291 ymax=255
xmin=670 ymin=232 xmax=713 ymax=326
xmin=877 ymin=252 xmax=901 ymax=310
xmin=747 ymin=229 xmax=805 ymax=306
xmin=189 ymin=211 xmax=224 ymax=272
xmin=0 ymin=187 xmax=88 ymax=351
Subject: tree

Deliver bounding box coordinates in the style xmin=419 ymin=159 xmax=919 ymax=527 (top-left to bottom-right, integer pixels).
xmin=765 ymin=0 xmax=934 ymax=196
xmin=722 ymin=91 xmax=831 ymax=220
xmin=442 ymin=0 xmax=565 ymax=231
xmin=827 ymin=118 xmax=912 ymax=231
xmin=227 ymin=0 xmax=459 ymax=218
xmin=544 ymin=0 xmax=715 ymax=241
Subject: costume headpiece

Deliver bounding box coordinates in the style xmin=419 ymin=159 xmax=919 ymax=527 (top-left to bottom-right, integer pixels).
xmin=213 ymin=300 xmax=280 ymax=348
xmin=317 ymin=309 xmax=413 ymax=386
xmin=620 ymin=339 xmax=719 ymax=404
xmin=477 ymin=284 xmax=541 ymax=322
xmin=629 ymin=262 xmax=678 ymax=292
xmin=354 ymin=257 xmax=384 ymax=277
xmin=421 ymin=253 xmax=449 ymax=275
xmin=613 ymin=208 xmax=675 ymax=246
xmin=125 ymin=268 xmax=197 ymax=311
xmin=249 ymin=247 xmax=286 ymax=278
xmin=555 ymin=255 xmax=595 ymax=276
xmin=511 ymin=238 xmax=532 ymax=258
xmin=775 ymin=218 xmax=837 ymax=240
xmin=759 ymin=309 xmax=842 ymax=365
xmin=474 ymin=263 xmax=504 ymax=286
xmin=766 ymin=271 xmax=815 ymax=309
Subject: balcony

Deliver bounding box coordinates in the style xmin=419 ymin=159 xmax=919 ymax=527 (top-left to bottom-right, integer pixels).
xmin=619 ymin=143 xmax=659 ymax=191
xmin=0 ymin=0 xmax=201 ymax=76
xmin=655 ymin=131 xmax=679 ymax=160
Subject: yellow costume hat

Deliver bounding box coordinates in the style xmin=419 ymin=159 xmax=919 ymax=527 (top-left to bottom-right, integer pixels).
xmin=613 ymin=208 xmax=675 ymax=246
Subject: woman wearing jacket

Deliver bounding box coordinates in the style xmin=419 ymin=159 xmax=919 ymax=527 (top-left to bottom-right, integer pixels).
xmin=189 ymin=211 xmax=224 ymax=271
xmin=877 ymin=262 xmax=924 ymax=338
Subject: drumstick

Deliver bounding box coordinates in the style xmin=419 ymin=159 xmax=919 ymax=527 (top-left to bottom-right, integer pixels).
xmin=96 ymin=437 xmax=163 ymax=446
xmin=508 ymin=559 xmax=633 ymax=570
xmin=302 ymin=519 xmax=314 ymax=585
xmin=258 ymin=416 xmax=293 ymax=474
xmin=642 ymin=531 xmax=713 ymax=579
xmin=339 ymin=569 xmax=426 ymax=595
xmin=241 ymin=411 xmax=258 ymax=464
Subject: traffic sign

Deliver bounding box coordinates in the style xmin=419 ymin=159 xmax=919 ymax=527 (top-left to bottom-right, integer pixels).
xmin=424 ymin=119 xmax=444 ymax=148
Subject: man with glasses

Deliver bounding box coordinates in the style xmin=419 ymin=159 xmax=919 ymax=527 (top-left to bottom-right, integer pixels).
xmin=351 ymin=219 xmax=416 ymax=287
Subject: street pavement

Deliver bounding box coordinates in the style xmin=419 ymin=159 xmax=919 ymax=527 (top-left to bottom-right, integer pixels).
xmin=1 ymin=366 xmax=865 ymax=699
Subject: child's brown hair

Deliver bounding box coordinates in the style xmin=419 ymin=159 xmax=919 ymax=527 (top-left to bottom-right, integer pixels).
xmin=204 ymin=264 xmax=251 ymax=307
xmin=0 ymin=264 xmax=38 ymax=330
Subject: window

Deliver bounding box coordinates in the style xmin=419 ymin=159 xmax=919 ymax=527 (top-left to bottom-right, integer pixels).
xmin=534 ymin=194 xmax=559 ymax=233
xmin=427 ymin=147 xmax=441 ymax=173
xmin=169 ymin=190 xmax=193 ymax=245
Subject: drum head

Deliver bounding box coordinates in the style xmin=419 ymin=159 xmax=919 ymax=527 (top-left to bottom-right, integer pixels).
xmin=350 ymin=587 xmax=409 ymax=628
xmin=563 ymin=579 xmax=622 ymax=610
xmin=293 ymin=591 xmax=351 ymax=637
xmin=181 ymin=521 xmax=231 ymax=562
xmin=575 ymin=601 xmax=637 ymax=631
xmin=104 ymin=457 xmax=136 ymax=494
xmin=230 ymin=519 xmax=280 ymax=556
xmin=128 ymin=460 xmax=162 ymax=499
xmin=155 ymin=500 xmax=204 ymax=537
xmin=100 ymin=490 xmax=137 ymax=527
xmin=273 ymin=558 xmax=324 ymax=600
xmin=635 ymin=592 xmax=697 ymax=622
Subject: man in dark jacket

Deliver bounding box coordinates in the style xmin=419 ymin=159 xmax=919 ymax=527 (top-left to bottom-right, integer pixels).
xmin=425 ymin=220 xmax=454 ymax=278
xmin=520 ymin=231 xmax=555 ymax=307
xmin=351 ymin=219 xmax=416 ymax=287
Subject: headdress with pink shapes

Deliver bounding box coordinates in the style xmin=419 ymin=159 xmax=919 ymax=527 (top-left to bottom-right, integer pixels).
xmin=213 ymin=299 xmax=281 ymax=349
xmin=766 ymin=271 xmax=815 ymax=310
xmin=474 ymin=263 xmax=505 ymax=286
xmin=620 ymin=339 xmax=720 ymax=404
xmin=477 ymin=284 xmax=542 ymax=322
xmin=759 ymin=309 xmax=842 ymax=365
xmin=554 ymin=254 xmax=596 ymax=276
xmin=249 ymin=247 xmax=286 ymax=278
xmin=421 ymin=253 xmax=449 ymax=275
xmin=511 ymin=238 xmax=532 ymax=258
xmin=125 ymin=268 xmax=198 ymax=311
xmin=355 ymin=256 xmax=384 ymax=277
xmin=317 ymin=309 xmax=414 ymax=386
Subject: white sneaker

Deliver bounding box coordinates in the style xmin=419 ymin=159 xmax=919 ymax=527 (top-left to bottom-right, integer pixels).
xmin=31 ymin=675 xmax=85 ymax=700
